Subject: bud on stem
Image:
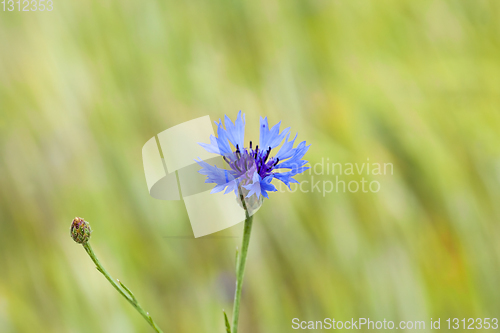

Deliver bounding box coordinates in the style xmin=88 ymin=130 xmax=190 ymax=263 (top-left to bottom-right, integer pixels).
xmin=70 ymin=217 xmax=92 ymax=244
xmin=69 ymin=216 xmax=164 ymax=332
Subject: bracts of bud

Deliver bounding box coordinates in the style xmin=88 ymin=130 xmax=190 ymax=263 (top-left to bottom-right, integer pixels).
xmin=71 ymin=217 xmax=92 ymax=244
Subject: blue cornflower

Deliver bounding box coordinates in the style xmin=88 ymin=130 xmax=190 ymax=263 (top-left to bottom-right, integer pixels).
xmin=197 ymin=111 xmax=310 ymax=199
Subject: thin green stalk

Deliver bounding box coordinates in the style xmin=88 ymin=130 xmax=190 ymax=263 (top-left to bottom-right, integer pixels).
xmin=83 ymin=242 xmax=164 ymax=333
xmin=231 ymin=192 xmax=254 ymax=333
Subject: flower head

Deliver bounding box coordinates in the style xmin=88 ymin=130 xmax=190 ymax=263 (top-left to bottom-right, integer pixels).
xmin=71 ymin=217 xmax=92 ymax=244
xmin=197 ymin=111 xmax=310 ymax=199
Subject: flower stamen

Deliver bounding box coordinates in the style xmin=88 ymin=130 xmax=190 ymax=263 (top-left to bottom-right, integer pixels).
xmin=263 ymin=147 xmax=271 ymax=162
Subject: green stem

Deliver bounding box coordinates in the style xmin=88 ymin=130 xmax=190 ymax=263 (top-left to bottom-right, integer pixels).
xmin=83 ymin=242 xmax=164 ymax=333
xmin=231 ymin=193 xmax=254 ymax=333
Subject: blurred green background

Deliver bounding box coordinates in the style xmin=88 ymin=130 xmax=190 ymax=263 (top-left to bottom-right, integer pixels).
xmin=1 ymin=0 xmax=500 ymax=332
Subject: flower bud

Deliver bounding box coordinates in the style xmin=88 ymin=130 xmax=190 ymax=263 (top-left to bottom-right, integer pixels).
xmin=71 ymin=217 xmax=92 ymax=244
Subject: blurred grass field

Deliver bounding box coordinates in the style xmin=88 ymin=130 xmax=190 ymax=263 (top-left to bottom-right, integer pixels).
xmin=1 ymin=0 xmax=500 ymax=332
